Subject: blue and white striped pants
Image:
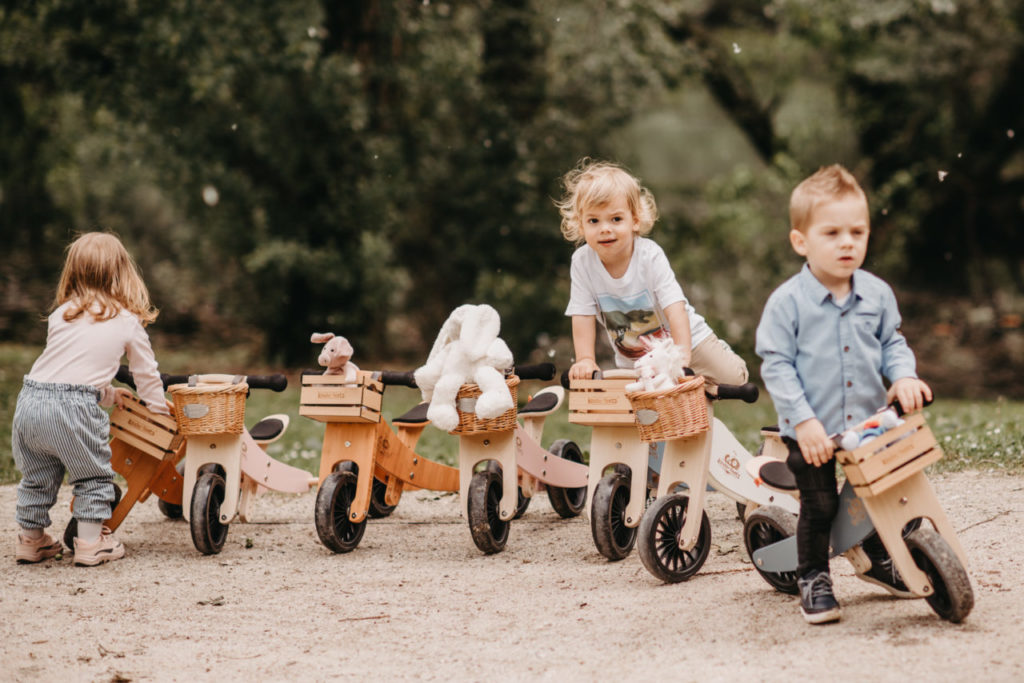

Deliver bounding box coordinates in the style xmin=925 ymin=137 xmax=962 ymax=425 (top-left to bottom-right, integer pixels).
xmin=12 ymin=378 xmax=116 ymax=528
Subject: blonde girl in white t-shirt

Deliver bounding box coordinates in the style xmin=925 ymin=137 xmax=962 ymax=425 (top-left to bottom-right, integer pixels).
xmin=12 ymin=232 xmax=171 ymax=566
xmin=557 ymin=158 xmax=748 ymax=385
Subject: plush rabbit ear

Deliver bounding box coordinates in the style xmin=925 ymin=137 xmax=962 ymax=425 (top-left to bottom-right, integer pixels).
xmin=311 ymin=332 xmax=335 ymax=344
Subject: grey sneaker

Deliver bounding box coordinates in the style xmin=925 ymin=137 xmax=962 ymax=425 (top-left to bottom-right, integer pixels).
xmin=856 ymin=556 xmax=915 ymax=598
xmin=73 ymin=528 xmax=125 ymax=566
xmin=798 ymin=569 xmax=841 ymax=624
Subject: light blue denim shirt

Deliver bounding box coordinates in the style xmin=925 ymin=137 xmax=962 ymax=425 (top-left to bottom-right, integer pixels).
xmin=755 ymin=264 xmax=918 ymax=439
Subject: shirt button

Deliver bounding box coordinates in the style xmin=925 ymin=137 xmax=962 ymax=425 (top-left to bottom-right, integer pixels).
xmin=784 ymin=419 xmax=790 ymax=424
xmin=847 ymin=415 xmax=853 ymax=421
xmin=846 ymin=381 xmax=852 ymax=387
xmin=844 ymin=346 xmax=850 ymax=352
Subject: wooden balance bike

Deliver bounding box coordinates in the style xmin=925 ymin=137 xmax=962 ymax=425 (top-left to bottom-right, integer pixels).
xmin=300 ymin=369 xmax=460 ymax=553
xmin=452 ymin=363 xmax=589 ymax=554
xmin=568 ymin=370 xmax=792 ymax=581
xmin=743 ymin=403 xmax=974 ymax=622
xmin=167 ymin=372 xmax=317 ymax=555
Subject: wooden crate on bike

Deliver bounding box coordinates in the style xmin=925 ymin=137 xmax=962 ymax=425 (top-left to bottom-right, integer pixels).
xmin=300 ymin=372 xmax=383 ymax=423
xmin=568 ymin=377 xmax=636 ymax=427
xmin=110 ymin=394 xmax=182 ymax=459
xmin=836 ymin=413 xmax=943 ymax=497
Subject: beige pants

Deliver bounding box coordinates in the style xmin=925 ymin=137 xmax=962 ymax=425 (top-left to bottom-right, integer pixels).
xmin=690 ymin=333 xmax=749 ymax=386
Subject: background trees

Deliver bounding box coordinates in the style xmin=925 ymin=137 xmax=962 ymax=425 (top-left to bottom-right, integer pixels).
xmin=1 ymin=0 xmax=1021 ymax=394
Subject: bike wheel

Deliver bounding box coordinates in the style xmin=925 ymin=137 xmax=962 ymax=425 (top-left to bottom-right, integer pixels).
xmin=64 ymin=483 xmax=123 ymax=550
xmin=190 ymin=472 xmax=229 ymax=555
xmin=368 ymin=477 xmax=397 ymax=519
xmin=590 ymin=471 xmax=637 ymax=561
xmin=468 ymin=469 xmax=510 ymax=554
xmin=743 ymin=505 xmax=799 ymax=594
xmin=314 ymin=470 xmax=367 ymax=553
xmin=545 ymin=439 xmax=587 ymax=519
xmin=906 ymin=527 xmax=974 ymax=622
xmin=637 ymin=493 xmax=712 ymax=582
xmin=486 ymin=460 xmax=530 ymax=519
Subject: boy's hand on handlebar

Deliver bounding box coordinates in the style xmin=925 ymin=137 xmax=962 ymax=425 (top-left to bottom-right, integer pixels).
xmin=887 ymin=377 xmax=932 ymax=415
xmin=569 ymin=358 xmax=599 ymax=381
xmin=795 ymin=418 xmax=835 ymax=467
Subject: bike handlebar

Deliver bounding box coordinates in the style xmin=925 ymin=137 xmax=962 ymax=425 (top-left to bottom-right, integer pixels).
xmin=708 ymin=383 xmax=760 ymax=404
xmin=115 ymin=365 xmax=288 ymax=392
xmin=377 ymin=362 xmax=557 ymax=389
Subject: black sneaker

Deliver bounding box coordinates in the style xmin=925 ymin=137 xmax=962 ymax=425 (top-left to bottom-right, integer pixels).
xmin=856 ymin=556 xmax=915 ymax=598
xmin=798 ymin=570 xmax=841 ymax=624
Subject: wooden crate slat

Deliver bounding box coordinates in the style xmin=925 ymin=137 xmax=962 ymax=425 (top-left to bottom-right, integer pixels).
xmin=110 ymin=410 xmax=178 ymax=451
xmin=843 ymin=425 xmax=939 ymax=485
xmin=852 ymin=447 xmax=943 ymax=497
xmin=111 ymin=426 xmax=172 ymax=460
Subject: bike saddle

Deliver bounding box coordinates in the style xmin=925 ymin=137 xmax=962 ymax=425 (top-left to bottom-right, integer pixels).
xmin=393 ymin=402 xmax=430 ymax=425
xmin=747 ymin=455 xmax=797 ymax=491
xmin=519 ymin=386 xmax=564 ymax=417
xmin=250 ymin=414 xmax=289 ymax=442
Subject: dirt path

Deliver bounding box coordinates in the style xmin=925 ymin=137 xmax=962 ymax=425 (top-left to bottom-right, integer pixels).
xmin=2 ymin=471 xmax=1022 ymax=682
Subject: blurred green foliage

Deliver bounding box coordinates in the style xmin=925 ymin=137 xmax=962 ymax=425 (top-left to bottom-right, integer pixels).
xmin=1 ymin=0 xmax=1022 ymax=386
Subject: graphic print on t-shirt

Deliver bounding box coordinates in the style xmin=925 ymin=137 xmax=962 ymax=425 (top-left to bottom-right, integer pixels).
xmin=597 ymin=290 xmax=671 ymax=360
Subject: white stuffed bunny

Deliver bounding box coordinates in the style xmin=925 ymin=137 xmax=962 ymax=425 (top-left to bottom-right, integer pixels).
xmin=625 ymin=338 xmax=687 ymax=393
xmin=414 ymin=304 xmax=515 ymax=431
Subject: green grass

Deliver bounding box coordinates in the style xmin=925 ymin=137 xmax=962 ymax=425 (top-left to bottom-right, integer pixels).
xmin=1 ymin=343 xmax=1022 ymax=484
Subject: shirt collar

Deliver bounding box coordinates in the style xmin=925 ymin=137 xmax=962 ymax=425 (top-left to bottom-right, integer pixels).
xmin=798 ymin=263 xmax=863 ymax=308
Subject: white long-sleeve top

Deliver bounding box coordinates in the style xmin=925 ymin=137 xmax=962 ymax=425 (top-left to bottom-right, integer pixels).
xmin=28 ymin=302 xmax=170 ymax=414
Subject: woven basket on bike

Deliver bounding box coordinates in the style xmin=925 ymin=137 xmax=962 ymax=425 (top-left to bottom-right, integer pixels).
xmin=451 ymin=375 xmax=520 ymax=435
xmin=626 ymin=375 xmax=708 ymax=442
xmin=168 ymin=382 xmax=248 ymax=436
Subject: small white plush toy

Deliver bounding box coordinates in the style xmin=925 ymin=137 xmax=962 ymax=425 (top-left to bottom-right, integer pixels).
xmin=413 ymin=304 xmax=515 ymax=431
xmin=310 ymin=332 xmax=359 ymax=383
xmin=625 ymin=338 xmax=688 ymax=393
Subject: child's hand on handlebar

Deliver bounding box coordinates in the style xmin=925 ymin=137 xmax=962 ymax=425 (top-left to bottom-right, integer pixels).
xmin=795 ymin=417 xmax=835 ymax=467
xmin=887 ymin=377 xmax=933 ymax=414
xmin=569 ymin=358 xmax=599 ymax=381
xmin=112 ymin=387 xmax=134 ymax=409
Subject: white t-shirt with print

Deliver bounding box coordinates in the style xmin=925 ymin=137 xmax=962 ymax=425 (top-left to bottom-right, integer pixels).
xmin=565 ymin=236 xmax=712 ymax=368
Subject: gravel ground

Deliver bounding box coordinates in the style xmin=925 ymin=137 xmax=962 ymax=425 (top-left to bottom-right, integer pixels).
xmin=2 ymin=470 xmax=1022 ymax=682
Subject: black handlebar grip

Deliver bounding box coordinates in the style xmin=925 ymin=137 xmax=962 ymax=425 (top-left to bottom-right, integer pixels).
xmin=714 ymin=383 xmax=760 ymax=404
xmin=115 ymin=364 xmax=136 ymax=389
xmin=245 ymin=374 xmax=288 ymax=392
xmin=513 ymin=363 xmax=556 ymax=381
xmin=161 ymin=373 xmax=190 ymax=388
xmin=380 ymin=370 xmax=418 ymax=388
xmin=560 ymin=369 xmax=571 ymax=389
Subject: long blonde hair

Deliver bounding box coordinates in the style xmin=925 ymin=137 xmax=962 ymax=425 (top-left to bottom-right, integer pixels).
xmin=555 ymin=158 xmax=658 ymax=243
xmin=53 ymin=232 xmax=159 ymax=326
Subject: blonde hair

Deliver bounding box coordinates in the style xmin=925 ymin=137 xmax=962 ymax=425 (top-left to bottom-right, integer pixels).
xmin=53 ymin=232 xmax=158 ymax=326
xmin=555 ymin=158 xmax=658 ymax=243
xmin=789 ymin=164 xmax=868 ymax=233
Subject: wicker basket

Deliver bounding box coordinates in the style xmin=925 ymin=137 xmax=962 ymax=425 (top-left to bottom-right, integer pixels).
xmin=168 ymin=382 xmax=248 ymax=435
xmin=451 ymin=376 xmax=520 ymax=434
xmin=626 ymin=376 xmax=708 ymax=442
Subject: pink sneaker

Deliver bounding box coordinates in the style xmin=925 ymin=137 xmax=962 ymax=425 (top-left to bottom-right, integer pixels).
xmin=15 ymin=532 xmax=64 ymax=564
xmin=73 ymin=528 xmax=126 ymax=566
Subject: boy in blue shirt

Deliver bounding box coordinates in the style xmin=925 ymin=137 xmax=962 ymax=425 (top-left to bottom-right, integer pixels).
xmin=756 ymin=165 xmax=932 ymax=624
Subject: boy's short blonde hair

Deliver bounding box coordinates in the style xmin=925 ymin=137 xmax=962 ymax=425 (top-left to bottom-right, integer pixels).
xmin=555 ymin=158 xmax=658 ymax=243
xmin=789 ymin=164 xmax=868 ymax=233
